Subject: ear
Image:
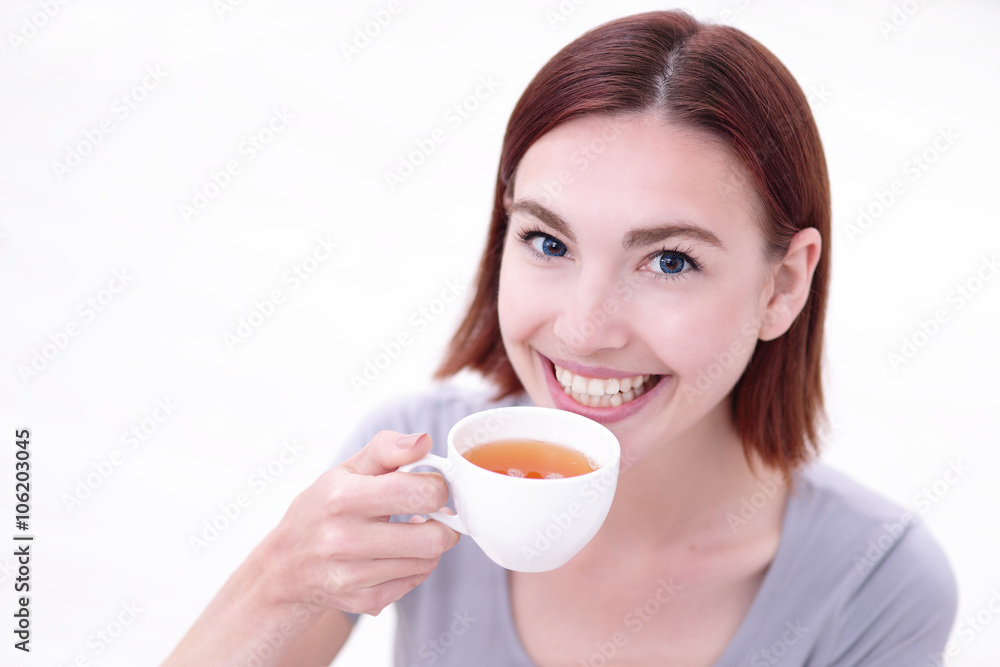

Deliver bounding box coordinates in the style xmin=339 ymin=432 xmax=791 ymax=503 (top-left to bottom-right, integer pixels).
xmin=758 ymin=227 xmax=822 ymax=341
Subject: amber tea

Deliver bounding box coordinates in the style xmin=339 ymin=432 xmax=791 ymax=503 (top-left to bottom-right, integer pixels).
xmin=462 ymin=439 xmax=598 ymax=479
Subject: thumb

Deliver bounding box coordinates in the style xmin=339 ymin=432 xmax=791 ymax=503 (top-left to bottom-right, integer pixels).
xmin=339 ymin=430 xmax=433 ymax=476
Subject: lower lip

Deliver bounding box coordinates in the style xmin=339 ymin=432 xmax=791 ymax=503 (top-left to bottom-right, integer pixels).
xmin=539 ymin=356 xmax=670 ymax=424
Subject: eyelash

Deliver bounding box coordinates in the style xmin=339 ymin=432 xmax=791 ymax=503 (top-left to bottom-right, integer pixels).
xmin=516 ymin=226 xmax=703 ymax=280
xmin=517 ymin=228 xmax=565 ymax=262
xmin=651 ymin=244 xmax=702 ymax=280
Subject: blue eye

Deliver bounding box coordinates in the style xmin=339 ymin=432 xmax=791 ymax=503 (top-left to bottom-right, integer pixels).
xmin=529 ymin=234 xmax=567 ymax=257
xmin=658 ymin=251 xmax=688 ymax=274
xmin=646 ymin=249 xmax=700 ymax=279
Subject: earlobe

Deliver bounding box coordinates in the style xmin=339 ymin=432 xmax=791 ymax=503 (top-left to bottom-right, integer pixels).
xmin=758 ymin=227 xmax=822 ymax=341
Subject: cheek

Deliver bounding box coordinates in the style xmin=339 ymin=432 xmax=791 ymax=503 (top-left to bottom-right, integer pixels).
xmin=643 ymin=282 xmax=763 ymax=388
xmin=497 ymin=249 xmax=540 ymax=346
xmin=694 ymin=328 xmax=758 ymax=392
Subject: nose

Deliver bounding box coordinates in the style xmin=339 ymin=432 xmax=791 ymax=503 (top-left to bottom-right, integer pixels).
xmin=552 ymin=271 xmax=629 ymax=357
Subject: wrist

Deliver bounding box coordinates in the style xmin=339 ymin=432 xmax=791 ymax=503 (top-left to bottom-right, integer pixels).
xmin=241 ymin=529 xmax=300 ymax=612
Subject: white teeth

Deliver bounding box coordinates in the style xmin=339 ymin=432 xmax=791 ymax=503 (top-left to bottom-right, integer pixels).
xmin=553 ymin=364 xmax=657 ymax=408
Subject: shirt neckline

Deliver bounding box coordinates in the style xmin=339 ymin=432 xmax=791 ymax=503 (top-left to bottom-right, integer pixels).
xmin=494 ymin=465 xmax=810 ymax=666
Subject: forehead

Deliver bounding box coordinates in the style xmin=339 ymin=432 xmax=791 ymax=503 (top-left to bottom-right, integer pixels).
xmin=511 ymin=114 xmax=762 ymax=243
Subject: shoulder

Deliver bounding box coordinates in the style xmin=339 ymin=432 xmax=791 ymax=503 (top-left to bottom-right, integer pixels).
xmin=775 ymin=463 xmax=958 ymax=664
xmin=353 ymin=382 xmax=527 ymax=437
xmin=793 ymin=464 xmax=954 ymax=588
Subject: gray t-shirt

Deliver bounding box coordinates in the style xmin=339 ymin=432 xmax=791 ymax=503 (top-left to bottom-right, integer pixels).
xmin=336 ymin=384 xmax=957 ymax=666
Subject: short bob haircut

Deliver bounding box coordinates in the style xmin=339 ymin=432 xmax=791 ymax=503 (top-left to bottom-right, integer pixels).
xmin=435 ymin=10 xmax=830 ymax=476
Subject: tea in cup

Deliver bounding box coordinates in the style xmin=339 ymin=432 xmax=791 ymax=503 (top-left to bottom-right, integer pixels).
xmin=398 ymin=406 xmax=620 ymax=572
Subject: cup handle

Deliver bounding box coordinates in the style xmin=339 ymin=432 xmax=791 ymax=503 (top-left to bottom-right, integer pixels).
xmin=397 ymin=454 xmax=469 ymax=534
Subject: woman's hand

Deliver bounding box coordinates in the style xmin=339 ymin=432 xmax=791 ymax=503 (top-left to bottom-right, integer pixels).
xmin=163 ymin=431 xmax=458 ymax=666
xmin=255 ymin=430 xmax=460 ymax=617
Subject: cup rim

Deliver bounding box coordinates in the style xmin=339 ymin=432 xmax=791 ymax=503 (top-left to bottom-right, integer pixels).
xmin=447 ymin=406 xmax=621 ymax=484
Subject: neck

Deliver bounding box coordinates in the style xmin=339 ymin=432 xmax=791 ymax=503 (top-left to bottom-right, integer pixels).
xmin=591 ymin=397 xmax=787 ymax=551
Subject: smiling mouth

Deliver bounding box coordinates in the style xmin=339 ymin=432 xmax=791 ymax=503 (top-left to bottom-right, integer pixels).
xmin=553 ymin=363 xmax=663 ymax=408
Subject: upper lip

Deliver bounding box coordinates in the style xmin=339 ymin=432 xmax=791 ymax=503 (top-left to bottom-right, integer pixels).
xmin=546 ymin=355 xmax=660 ymax=380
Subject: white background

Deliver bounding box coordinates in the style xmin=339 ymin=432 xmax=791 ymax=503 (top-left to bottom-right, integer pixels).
xmin=1 ymin=0 xmax=998 ymax=665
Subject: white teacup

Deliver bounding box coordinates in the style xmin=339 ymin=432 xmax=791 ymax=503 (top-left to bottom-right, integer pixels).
xmin=398 ymin=406 xmax=620 ymax=572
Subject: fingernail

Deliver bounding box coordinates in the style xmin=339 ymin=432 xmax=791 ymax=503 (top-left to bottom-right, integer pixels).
xmin=397 ymin=433 xmax=425 ymax=449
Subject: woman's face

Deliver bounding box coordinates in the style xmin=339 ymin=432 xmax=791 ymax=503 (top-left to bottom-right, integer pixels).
xmin=498 ymin=114 xmax=779 ymax=469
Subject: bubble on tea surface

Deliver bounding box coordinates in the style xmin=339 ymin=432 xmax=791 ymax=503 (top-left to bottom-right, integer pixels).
xmin=507 ymin=468 xmax=525 ymax=478
xmin=544 ymin=473 xmax=563 ymax=479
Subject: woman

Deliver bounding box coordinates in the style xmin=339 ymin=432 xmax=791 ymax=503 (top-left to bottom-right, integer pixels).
xmin=166 ymin=10 xmax=956 ymax=666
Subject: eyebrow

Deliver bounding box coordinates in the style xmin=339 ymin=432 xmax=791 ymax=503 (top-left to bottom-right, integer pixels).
xmin=508 ymin=198 xmax=726 ymax=251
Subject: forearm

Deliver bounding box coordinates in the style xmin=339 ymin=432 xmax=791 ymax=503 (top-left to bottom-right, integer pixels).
xmin=276 ymin=609 xmax=355 ymax=667
xmin=163 ymin=541 xmax=320 ymax=667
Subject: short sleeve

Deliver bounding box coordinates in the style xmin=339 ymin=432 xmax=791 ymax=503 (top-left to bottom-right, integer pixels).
xmin=823 ymin=519 xmax=958 ymax=666
xmin=329 ymin=401 xmax=391 ymax=469
xmin=329 ymin=396 xmax=426 ymax=473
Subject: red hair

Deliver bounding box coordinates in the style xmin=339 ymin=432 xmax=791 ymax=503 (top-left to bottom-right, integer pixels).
xmin=435 ymin=10 xmax=830 ymax=475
